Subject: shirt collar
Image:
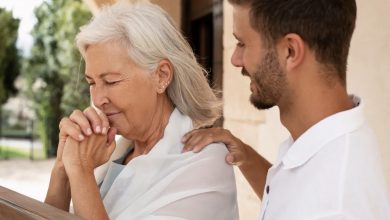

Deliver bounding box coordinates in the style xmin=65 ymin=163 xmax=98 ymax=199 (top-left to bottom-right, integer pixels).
xmin=281 ymin=95 xmax=365 ymax=169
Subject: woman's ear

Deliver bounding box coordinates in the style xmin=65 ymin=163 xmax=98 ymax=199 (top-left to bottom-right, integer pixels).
xmin=281 ymin=33 xmax=305 ymax=72
xmin=155 ymin=59 xmax=173 ymax=94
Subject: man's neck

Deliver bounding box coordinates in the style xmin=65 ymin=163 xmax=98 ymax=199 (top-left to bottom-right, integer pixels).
xmin=279 ymin=81 xmax=353 ymax=141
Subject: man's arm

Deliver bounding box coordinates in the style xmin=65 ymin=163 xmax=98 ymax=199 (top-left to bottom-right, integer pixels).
xmin=237 ymin=143 xmax=271 ymax=199
xmin=182 ymin=128 xmax=271 ymax=199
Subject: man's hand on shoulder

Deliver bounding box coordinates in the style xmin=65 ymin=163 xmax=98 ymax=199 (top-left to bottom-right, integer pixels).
xmin=181 ymin=127 xmax=249 ymax=166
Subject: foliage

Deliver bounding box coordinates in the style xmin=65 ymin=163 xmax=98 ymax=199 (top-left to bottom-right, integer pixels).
xmin=0 ymin=8 xmax=20 ymax=105
xmin=23 ymin=0 xmax=91 ymax=157
xmin=0 ymin=146 xmax=27 ymax=158
xmin=0 ymin=145 xmax=45 ymax=159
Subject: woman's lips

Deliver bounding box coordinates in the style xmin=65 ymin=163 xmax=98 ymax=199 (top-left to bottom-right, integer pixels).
xmin=105 ymin=112 xmax=120 ymax=118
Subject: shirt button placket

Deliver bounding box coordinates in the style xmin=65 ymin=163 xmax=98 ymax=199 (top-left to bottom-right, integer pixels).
xmin=259 ymin=185 xmax=270 ymax=220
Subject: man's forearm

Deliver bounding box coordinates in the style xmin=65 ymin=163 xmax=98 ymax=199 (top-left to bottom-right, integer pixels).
xmin=239 ymin=144 xmax=272 ymax=200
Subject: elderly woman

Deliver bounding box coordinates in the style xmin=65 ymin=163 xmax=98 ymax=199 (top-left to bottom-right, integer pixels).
xmin=44 ymin=2 xmax=238 ymax=220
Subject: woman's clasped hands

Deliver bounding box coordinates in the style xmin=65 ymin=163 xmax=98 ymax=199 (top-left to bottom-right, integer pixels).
xmin=57 ymin=106 xmax=117 ymax=175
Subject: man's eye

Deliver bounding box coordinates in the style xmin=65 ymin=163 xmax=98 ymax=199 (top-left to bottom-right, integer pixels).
xmin=87 ymin=81 xmax=95 ymax=86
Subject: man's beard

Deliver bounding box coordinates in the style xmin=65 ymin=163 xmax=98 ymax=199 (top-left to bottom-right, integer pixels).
xmin=245 ymin=49 xmax=287 ymax=110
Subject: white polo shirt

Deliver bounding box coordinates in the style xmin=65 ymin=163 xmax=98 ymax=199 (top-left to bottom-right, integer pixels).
xmin=259 ymin=96 xmax=390 ymax=220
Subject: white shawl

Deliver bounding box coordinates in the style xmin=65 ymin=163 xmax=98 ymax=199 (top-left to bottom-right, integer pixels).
xmin=94 ymin=109 xmax=239 ymax=220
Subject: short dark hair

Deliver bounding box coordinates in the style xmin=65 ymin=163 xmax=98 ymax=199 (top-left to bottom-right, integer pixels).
xmin=229 ymin=0 xmax=357 ymax=83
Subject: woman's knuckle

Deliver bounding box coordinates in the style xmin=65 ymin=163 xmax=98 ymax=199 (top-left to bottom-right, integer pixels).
xmin=73 ymin=109 xmax=81 ymax=115
xmin=83 ymin=107 xmax=92 ymax=113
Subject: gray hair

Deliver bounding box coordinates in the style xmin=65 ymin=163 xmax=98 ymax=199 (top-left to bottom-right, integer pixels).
xmin=76 ymin=1 xmax=222 ymax=128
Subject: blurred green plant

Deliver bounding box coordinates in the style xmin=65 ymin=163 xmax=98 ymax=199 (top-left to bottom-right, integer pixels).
xmin=0 ymin=8 xmax=20 ymax=141
xmin=0 ymin=145 xmax=45 ymax=159
xmin=0 ymin=8 xmax=20 ymax=105
xmin=23 ymin=0 xmax=91 ymax=157
xmin=0 ymin=146 xmax=27 ymax=158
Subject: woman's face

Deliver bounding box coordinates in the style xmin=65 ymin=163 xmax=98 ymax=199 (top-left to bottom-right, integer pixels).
xmin=84 ymin=41 xmax=160 ymax=140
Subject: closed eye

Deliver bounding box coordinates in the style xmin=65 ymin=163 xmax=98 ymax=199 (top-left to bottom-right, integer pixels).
xmin=104 ymin=80 xmax=121 ymax=86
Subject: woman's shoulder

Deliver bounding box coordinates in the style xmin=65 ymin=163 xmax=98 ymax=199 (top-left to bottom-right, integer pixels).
xmin=192 ymin=142 xmax=230 ymax=169
xmin=200 ymin=142 xmax=228 ymax=155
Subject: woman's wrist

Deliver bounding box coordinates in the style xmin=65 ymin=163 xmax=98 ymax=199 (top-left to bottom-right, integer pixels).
xmin=53 ymin=159 xmax=66 ymax=171
xmin=51 ymin=160 xmax=69 ymax=181
xmin=65 ymin=164 xmax=94 ymax=179
xmin=45 ymin=162 xmax=71 ymax=210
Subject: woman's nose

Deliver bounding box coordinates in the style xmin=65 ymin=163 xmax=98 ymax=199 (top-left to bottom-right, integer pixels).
xmin=91 ymin=86 xmax=109 ymax=108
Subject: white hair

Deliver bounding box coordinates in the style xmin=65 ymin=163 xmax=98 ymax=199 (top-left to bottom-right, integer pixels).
xmin=76 ymin=1 xmax=222 ymax=128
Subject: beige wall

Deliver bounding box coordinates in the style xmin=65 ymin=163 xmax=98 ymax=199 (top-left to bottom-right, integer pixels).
xmin=223 ymin=0 xmax=390 ymax=219
xmin=223 ymin=2 xmax=263 ymax=219
xmin=348 ymin=0 xmax=390 ymax=190
xmin=150 ymin=0 xmax=181 ymax=28
xmin=83 ymin=0 xmax=181 ymax=27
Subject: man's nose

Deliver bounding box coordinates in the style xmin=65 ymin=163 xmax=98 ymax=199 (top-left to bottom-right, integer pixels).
xmin=231 ymin=47 xmax=243 ymax=67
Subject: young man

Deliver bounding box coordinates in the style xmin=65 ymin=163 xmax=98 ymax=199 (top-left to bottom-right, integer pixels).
xmin=182 ymin=0 xmax=390 ymax=219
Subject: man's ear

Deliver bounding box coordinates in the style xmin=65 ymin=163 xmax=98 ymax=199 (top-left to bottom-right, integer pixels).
xmin=281 ymin=33 xmax=305 ymax=72
xmin=155 ymin=59 xmax=173 ymax=94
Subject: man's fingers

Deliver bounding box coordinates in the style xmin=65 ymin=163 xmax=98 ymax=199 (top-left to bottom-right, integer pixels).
xmin=182 ymin=133 xmax=201 ymax=152
xmin=182 ymin=128 xmax=230 ymax=152
xmin=182 ymin=141 xmax=195 ymax=152
xmin=226 ymin=154 xmax=235 ymax=165
xmin=191 ymin=136 xmax=216 ymax=153
xmin=182 ymin=131 xmax=211 ymax=152
xmin=181 ymin=129 xmax=199 ymax=143
xmin=182 ymin=128 xmax=224 ymax=143
xmin=226 ymin=152 xmax=244 ymax=166
xmin=182 ymin=127 xmax=247 ymax=166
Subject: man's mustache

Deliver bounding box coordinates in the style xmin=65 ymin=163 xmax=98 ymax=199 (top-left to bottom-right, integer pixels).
xmin=241 ymin=68 xmax=249 ymax=76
